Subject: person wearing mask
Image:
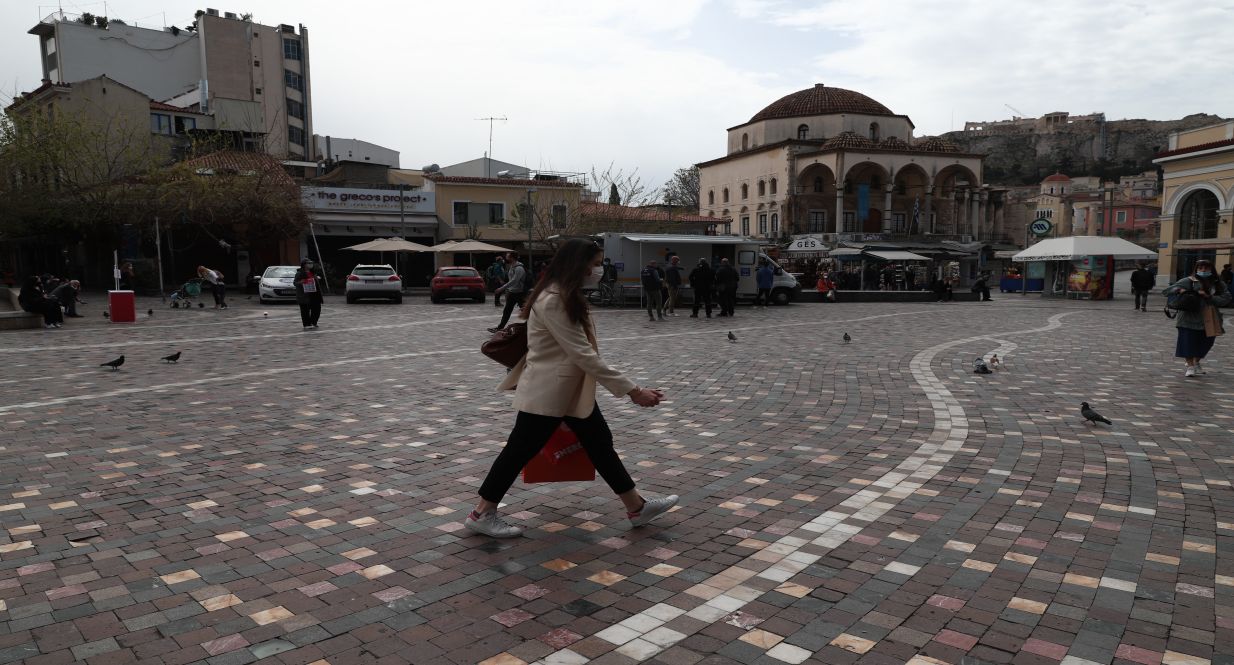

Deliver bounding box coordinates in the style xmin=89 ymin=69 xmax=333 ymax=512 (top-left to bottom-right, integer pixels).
xmin=294 ymin=259 xmax=323 ymax=329
xmin=466 ymin=239 xmax=677 ymax=538
xmin=51 ymin=279 xmax=85 ymax=317
xmin=663 ymin=256 xmax=685 ymax=316
xmin=1164 ymin=259 xmax=1231 ymax=377
xmin=689 ymin=259 xmax=714 ymax=318
xmin=197 ymin=266 xmax=227 ymax=309
xmin=1130 ymin=262 xmax=1155 ymax=312
xmin=19 ymin=275 xmax=64 ymax=329
xmin=486 ymin=258 xmax=507 ymax=308
xmin=755 ymin=260 xmax=775 ymax=308
xmin=641 ymin=260 xmax=664 ymax=322
xmin=714 ymin=258 xmax=739 ymax=317
xmin=491 ymin=253 xmax=529 ymax=332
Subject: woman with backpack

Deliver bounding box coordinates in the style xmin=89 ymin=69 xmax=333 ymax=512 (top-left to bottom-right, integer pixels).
xmin=1164 ymin=259 xmax=1231 ymax=377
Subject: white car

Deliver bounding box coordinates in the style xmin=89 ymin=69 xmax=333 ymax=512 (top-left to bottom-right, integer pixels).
xmin=257 ymin=265 xmax=300 ymax=304
xmin=346 ymin=264 xmax=403 ymax=303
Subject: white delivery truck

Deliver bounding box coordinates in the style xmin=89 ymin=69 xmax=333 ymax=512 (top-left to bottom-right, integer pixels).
xmin=595 ymin=233 xmax=801 ymax=305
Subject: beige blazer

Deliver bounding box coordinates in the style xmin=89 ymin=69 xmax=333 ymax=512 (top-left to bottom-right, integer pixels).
xmin=498 ymin=290 xmax=636 ymax=417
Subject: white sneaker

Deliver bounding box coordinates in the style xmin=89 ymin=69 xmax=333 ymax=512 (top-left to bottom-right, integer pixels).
xmin=628 ymin=494 xmax=679 ymax=528
xmin=1185 ymin=366 xmax=1196 ymax=377
xmin=465 ymin=511 xmax=523 ymax=538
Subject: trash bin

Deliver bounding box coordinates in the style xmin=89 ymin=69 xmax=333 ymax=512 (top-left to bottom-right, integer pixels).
xmin=108 ymin=290 xmax=136 ymax=323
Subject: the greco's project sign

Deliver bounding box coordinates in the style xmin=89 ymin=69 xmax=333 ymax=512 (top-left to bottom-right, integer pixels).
xmin=301 ymin=187 xmax=435 ymax=214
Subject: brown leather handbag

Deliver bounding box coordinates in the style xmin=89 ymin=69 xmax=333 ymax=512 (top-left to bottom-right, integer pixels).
xmin=481 ymin=322 xmax=527 ymax=368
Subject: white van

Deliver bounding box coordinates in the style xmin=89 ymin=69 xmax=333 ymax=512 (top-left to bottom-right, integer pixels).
xmin=596 ymin=233 xmax=801 ymax=304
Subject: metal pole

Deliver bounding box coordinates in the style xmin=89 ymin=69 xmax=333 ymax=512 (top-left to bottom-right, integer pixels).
xmin=309 ymin=223 xmax=331 ymax=294
xmin=526 ymin=188 xmax=535 ymax=271
xmin=399 ymin=185 xmax=406 ymax=284
xmin=113 ymin=250 xmax=120 ymax=290
xmin=155 ymin=216 xmax=166 ymax=302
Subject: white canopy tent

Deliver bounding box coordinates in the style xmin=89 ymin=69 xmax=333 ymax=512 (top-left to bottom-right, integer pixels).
xmin=1011 ymin=236 xmax=1158 ymax=262
xmin=864 ymin=250 xmax=931 ymax=262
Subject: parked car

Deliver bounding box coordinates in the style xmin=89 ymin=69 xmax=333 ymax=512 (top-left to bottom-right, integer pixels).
xmin=257 ymin=265 xmax=300 ymax=304
xmin=346 ymin=264 xmax=403 ymax=303
xmin=430 ymin=266 xmax=485 ymax=303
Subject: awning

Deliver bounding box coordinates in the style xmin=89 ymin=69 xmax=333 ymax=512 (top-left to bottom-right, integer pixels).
xmin=829 ymin=248 xmax=863 ymax=257
xmin=621 ymin=234 xmax=749 ymax=245
xmin=864 ymin=250 xmax=931 ymax=262
xmin=1012 ymin=236 xmax=1158 ymax=262
xmin=993 ymin=250 xmax=1020 ymax=259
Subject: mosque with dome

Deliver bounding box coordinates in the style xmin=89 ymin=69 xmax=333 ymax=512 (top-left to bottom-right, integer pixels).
xmin=697 ymin=84 xmax=998 ymax=246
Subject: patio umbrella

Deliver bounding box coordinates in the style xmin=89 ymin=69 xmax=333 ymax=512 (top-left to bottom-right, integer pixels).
xmin=342 ymin=237 xmax=433 ymax=269
xmin=429 ymin=239 xmax=512 ymax=267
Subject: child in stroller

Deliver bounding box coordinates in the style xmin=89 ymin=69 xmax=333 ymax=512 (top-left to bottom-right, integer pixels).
xmin=169 ymin=278 xmax=204 ymax=308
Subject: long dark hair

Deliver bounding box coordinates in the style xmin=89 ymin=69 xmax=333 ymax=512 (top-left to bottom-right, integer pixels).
xmin=521 ymin=238 xmax=601 ymax=325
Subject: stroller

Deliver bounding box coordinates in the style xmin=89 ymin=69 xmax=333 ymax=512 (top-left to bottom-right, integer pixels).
xmin=169 ymin=278 xmax=204 ymax=308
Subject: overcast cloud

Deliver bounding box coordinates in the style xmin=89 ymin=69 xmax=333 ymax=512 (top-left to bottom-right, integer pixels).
xmin=2 ymin=0 xmax=1230 ymax=190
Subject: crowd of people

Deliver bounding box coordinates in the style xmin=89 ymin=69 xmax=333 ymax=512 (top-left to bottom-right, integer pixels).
xmin=17 ymin=273 xmax=84 ymax=329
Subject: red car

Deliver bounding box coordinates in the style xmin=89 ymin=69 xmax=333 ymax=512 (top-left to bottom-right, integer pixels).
xmin=430 ymin=267 xmax=486 ymax=303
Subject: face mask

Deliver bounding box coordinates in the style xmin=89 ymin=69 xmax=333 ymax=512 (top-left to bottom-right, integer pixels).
xmin=306 ymin=263 xmax=314 ymax=270
xmin=1196 ymin=271 xmax=1213 ymax=278
xmin=584 ymin=266 xmax=603 ymax=289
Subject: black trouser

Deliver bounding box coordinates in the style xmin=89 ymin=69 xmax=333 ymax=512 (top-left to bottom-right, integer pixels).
xmin=1134 ymin=288 xmax=1148 ymax=309
xmin=299 ymin=299 xmax=321 ymax=326
xmin=692 ymin=290 xmax=713 ymax=317
xmin=497 ymin=292 xmax=525 ymax=329
xmin=980 ymin=286 xmax=991 ymax=301
xmin=755 ymin=287 xmax=771 ymax=306
xmin=25 ymin=299 xmax=63 ymax=325
xmin=57 ymin=297 xmax=78 ymax=317
xmin=718 ymin=288 xmax=736 ymax=315
xmin=478 ymin=405 xmax=635 ymax=503
xmin=211 ymin=282 xmax=226 ymax=307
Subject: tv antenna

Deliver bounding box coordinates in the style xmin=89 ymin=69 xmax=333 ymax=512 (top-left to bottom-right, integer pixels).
xmin=475 ymin=116 xmax=507 ymax=177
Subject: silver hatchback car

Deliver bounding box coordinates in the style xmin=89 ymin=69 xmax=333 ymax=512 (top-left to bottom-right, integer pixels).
xmin=345 ymin=264 xmax=403 ymax=303
xmin=257 ymin=265 xmax=300 ymax=304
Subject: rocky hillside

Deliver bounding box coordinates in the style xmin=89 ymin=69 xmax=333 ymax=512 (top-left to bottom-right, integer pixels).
xmin=943 ymin=113 xmax=1226 ymax=186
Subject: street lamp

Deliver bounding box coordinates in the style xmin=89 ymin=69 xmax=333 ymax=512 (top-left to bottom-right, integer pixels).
xmin=526 ymin=187 xmax=536 ymax=269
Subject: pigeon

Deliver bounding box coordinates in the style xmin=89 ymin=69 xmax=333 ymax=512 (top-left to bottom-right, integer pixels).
xmin=990 ymin=354 xmax=1002 ymax=369
xmin=147 ymin=308 xmax=154 ymax=317
xmin=842 ymin=332 xmax=851 ymax=344
xmin=161 ymin=351 xmax=181 ymax=364
xmin=198 ymin=302 xmax=205 ymax=308
xmin=1080 ymin=402 xmax=1112 ymax=425
xmin=100 ymin=355 xmax=125 ymax=370
xmin=263 ymin=312 xmax=268 ymax=317
xmin=103 ymin=311 xmax=109 ymax=319
xmin=727 ymin=331 xmax=737 ymax=343
xmin=973 ymin=358 xmax=992 ymax=374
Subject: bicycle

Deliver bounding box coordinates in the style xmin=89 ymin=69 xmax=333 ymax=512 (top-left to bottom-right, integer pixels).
xmin=586 ymin=280 xmax=619 ymax=307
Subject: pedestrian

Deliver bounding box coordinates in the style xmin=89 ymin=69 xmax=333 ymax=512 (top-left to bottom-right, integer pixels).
xmin=689 ymin=258 xmax=714 ymax=318
xmin=466 ymin=238 xmax=677 ymax=538
xmin=51 ymin=279 xmax=85 ymax=317
xmin=119 ymin=262 xmax=135 ymax=290
xmin=486 ymin=258 xmax=507 ymax=308
xmin=714 ymin=258 xmax=739 ymax=317
xmin=1164 ymin=259 xmax=1231 ymax=378
xmin=663 ymin=256 xmax=685 ymax=316
xmin=1130 ymin=262 xmax=1155 ymax=312
xmin=905 ymin=267 xmax=916 ymax=291
xmin=1220 ymin=263 xmax=1233 ymax=288
xmin=816 ymin=272 xmax=837 ymax=302
xmin=19 ymin=275 xmax=64 ymax=329
xmin=197 ymin=265 xmax=227 ymax=309
xmin=641 ymin=260 xmax=665 ymax=322
xmin=972 ymin=271 xmax=993 ymax=301
xmin=491 ymin=252 xmax=529 ymax=332
xmin=294 ymin=258 xmax=323 ymax=329
xmin=755 ymin=260 xmax=775 ymax=307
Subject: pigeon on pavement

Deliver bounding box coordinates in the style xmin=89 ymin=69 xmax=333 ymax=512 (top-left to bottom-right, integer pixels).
xmin=100 ymin=355 xmax=125 ymax=370
xmin=990 ymin=354 xmax=1002 ymax=369
xmin=1080 ymin=402 xmax=1112 ymax=425
xmin=727 ymin=331 xmax=737 ymax=343
xmin=161 ymin=351 xmax=181 ymax=364
xmin=147 ymin=309 xmax=154 ymax=317
xmin=973 ymin=358 xmax=992 ymax=374
xmin=842 ymin=332 xmax=851 ymax=344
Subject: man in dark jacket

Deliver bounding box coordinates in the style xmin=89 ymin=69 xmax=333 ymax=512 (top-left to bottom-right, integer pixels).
xmin=1130 ymin=262 xmax=1155 ymax=312
xmin=689 ymin=259 xmax=714 ymax=318
xmin=51 ymin=279 xmax=85 ymax=317
xmin=664 ymin=256 xmax=685 ymax=316
xmin=755 ymin=261 xmax=775 ymax=307
xmin=294 ymin=259 xmax=324 ymax=329
xmin=714 ymin=258 xmax=739 ymax=317
xmin=641 ymin=260 xmax=664 ymax=322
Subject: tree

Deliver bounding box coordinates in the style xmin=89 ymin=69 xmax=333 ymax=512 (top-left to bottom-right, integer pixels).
xmin=508 ymin=188 xmax=588 ymax=254
xmin=590 ymin=162 xmax=649 ymax=206
xmin=607 ymin=183 xmax=620 ymax=205
xmin=658 ymin=165 xmax=700 ymax=211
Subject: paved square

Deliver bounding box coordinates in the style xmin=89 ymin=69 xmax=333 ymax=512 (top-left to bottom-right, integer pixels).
xmin=1 ymin=296 xmax=1230 ymax=665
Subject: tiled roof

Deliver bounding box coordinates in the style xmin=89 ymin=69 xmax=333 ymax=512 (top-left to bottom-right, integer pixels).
xmin=914 ymin=137 xmax=961 ymax=153
xmin=181 ymin=150 xmax=296 ymax=187
xmin=823 ymin=131 xmax=875 ymax=150
xmin=580 ymin=201 xmax=716 ymax=224
xmin=878 ymin=136 xmax=909 ymax=150
xmin=1043 ymin=172 xmax=1071 ymax=182
xmin=749 ymin=84 xmax=894 ymax=123
xmin=1154 ymin=138 xmax=1234 ymax=159
xmin=149 ymin=100 xmax=207 ymax=115
xmin=425 ymin=175 xmax=582 ymax=188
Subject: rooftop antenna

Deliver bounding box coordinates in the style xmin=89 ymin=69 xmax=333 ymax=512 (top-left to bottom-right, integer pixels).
xmin=475 ymin=116 xmax=507 ymax=177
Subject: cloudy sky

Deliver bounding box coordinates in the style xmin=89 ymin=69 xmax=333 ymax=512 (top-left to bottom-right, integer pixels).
xmin=2 ymin=0 xmax=1230 ymax=189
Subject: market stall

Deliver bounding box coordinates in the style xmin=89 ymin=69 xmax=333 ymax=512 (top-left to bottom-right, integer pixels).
xmin=1011 ymin=236 xmax=1157 ymax=300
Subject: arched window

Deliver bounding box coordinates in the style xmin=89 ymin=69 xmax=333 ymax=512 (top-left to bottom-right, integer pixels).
xmin=708 ymin=190 xmax=715 ymax=206
xmin=770 ymin=178 xmax=777 ymax=195
xmin=797 ymin=124 xmax=809 ymax=140
xmin=722 ymin=188 xmax=729 ymax=203
xmin=741 ymin=133 xmax=749 ymax=150
xmin=771 ymin=213 xmax=779 ymax=236
xmin=757 ymin=180 xmax=766 ymax=197
xmin=869 ymin=122 xmax=880 ymax=141
xmin=741 ymin=183 xmax=749 ymax=199
xmin=1179 ymin=190 xmax=1219 ymax=240
xmin=813 ymin=176 xmax=823 ymax=193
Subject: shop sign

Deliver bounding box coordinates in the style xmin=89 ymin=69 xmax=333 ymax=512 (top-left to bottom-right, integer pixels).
xmin=1029 ymin=218 xmax=1053 ymax=236
xmin=788 ymin=236 xmax=826 ymax=251
xmin=301 ymin=187 xmax=435 ymax=214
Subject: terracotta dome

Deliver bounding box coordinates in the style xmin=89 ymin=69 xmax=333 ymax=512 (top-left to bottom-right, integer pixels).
xmin=1043 ymin=172 xmax=1071 ymax=182
xmin=878 ymin=136 xmax=909 ymax=150
xmin=914 ymin=136 xmax=961 ymax=153
xmin=750 ymin=84 xmax=894 ymax=123
xmin=823 ymin=131 xmax=875 ymax=150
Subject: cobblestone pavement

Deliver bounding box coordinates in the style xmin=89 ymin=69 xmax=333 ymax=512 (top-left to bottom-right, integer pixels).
xmin=1 ymin=295 xmax=1231 ymax=665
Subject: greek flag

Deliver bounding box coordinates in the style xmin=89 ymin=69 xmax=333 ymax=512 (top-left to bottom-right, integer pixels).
xmin=911 ymin=197 xmax=920 ymax=233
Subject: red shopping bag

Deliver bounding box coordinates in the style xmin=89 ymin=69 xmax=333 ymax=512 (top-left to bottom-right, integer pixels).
xmin=522 ymin=423 xmax=596 ymax=483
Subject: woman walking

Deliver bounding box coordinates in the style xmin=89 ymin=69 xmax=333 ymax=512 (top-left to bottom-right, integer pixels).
xmin=1165 ymin=259 xmax=1231 ymax=377
xmin=467 ymin=239 xmax=678 ymax=538
xmin=294 ymin=258 xmax=323 ymax=329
